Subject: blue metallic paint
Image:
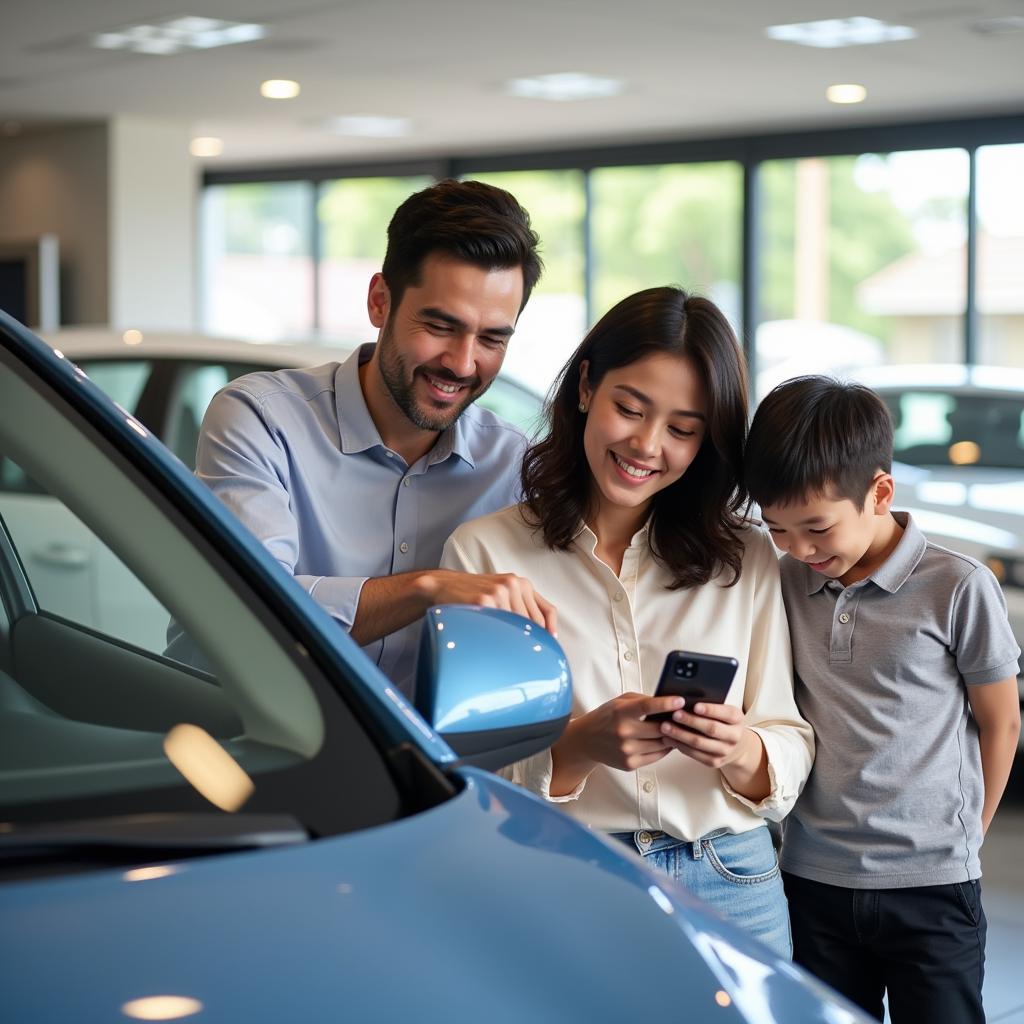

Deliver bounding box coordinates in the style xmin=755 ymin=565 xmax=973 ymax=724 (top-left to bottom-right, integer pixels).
xmin=418 ymin=605 xmax=571 ymax=734
xmin=2 ymin=771 xmax=864 ymax=1023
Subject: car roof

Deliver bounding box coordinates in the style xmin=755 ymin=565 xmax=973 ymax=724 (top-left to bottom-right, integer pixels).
xmin=851 ymin=363 xmax=1024 ymax=394
xmin=40 ymin=327 xmax=349 ymax=369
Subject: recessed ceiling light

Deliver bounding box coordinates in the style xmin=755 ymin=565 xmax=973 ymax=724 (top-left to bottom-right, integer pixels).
xmin=766 ymin=16 xmax=916 ymax=48
xmin=92 ymin=15 xmax=265 ymax=55
xmin=505 ymin=72 xmax=625 ymax=102
xmin=972 ymin=15 xmax=1024 ymax=35
xmin=826 ymin=83 xmax=868 ymax=105
xmin=189 ymin=136 xmax=224 ymax=157
xmin=323 ymin=116 xmax=410 ymax=137
xmin=261 ymin=79 xmax=301 ymax=99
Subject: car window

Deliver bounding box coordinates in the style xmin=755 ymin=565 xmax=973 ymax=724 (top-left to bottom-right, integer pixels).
xmin=885 ymin=390 xmax=1024 ymax=469
xmin=164 ymin=361 xmax=269 ymax=469
xmin=478 ymin=378 xmax=545 ymax=437
xmin=76 ymin=359 xmax=151 ymax=413
xmin=0 ymin=344 xmax=402 ymax=837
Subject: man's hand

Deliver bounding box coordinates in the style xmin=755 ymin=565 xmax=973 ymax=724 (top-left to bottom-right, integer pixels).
xmin=351 ymin=568 xmax=556 ymax=646
xmin=416 ymin=568 xmax=557 ymax=635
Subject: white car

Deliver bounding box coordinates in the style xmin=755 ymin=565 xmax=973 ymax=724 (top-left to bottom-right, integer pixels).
xmin=0 ymin=329 xmax=543 ymax=653
xmin=852 ymin=364 xmax=1024 ymax=703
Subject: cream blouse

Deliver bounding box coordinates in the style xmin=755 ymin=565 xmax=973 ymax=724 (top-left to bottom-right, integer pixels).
xmin=441 ymin=505 xmax=814 ymax=841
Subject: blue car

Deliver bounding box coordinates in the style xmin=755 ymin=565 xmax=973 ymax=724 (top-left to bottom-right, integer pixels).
xmin=0 ymin=311 xmax=869 ymax=1023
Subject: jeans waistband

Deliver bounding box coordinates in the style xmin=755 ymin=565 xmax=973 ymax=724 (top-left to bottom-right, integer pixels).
xmin=611 ymin=827 xmax=733 ymax=859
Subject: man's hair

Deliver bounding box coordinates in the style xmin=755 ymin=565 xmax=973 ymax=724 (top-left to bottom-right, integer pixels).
xmin=381 ymin=179 xmax=542 ymax=311
xmin=522 ymin=286 xmax=750 ymax=590
xmin=744 ymin=375 xmax=894 ymax=510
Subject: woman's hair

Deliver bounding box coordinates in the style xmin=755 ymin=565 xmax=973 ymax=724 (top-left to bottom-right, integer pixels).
xmin=521 ymin=286 xmax=750 ymax=589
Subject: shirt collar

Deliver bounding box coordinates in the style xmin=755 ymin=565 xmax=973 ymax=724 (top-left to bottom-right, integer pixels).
xmin=334 ymin=343 xmax=474 ymax=467
xmin=575 ymin=518 xmax=651 ymax=556
xmin=802 ymin=510 xmax=925 ymax=595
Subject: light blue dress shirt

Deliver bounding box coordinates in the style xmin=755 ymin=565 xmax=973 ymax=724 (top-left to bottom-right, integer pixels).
xmin=195 ymin=343 xmax=527 ymax=693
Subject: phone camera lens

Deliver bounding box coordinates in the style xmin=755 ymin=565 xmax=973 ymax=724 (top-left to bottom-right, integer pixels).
xmin=674 ymin=663 xmax=686 ymax=676
xmin=684 ymin=661 xmax=696 ymax=678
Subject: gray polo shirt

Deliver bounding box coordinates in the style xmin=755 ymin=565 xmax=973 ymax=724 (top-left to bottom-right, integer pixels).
xmin=779 ymin=512 xmax=1020 ymax=888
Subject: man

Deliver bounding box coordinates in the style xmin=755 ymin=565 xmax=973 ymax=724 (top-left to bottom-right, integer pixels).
xmin=195 ymin=179 xmax=555 ymax=693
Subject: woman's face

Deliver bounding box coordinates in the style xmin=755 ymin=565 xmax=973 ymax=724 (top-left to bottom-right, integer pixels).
xmin=579 ymin=350 xmax=707 ymax=524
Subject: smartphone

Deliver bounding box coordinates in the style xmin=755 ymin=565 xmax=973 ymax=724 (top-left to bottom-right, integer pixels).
xmin=646 ymin=650 xmax=738 ymax=722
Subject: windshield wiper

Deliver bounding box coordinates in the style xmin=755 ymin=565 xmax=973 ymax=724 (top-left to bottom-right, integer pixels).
xmin=0 ymin=812 xmax=309 ymax=853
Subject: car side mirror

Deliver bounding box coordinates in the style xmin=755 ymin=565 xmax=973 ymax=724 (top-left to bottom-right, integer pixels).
xmin=414 ymin=606 xmax=571 ymax=771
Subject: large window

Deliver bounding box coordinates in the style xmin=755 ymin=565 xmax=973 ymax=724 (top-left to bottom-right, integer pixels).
xmin=976 ymin=144 xmax=1024 ymax=368
xmin=462 ymin=170 xmax=587 ymax=398
xmin=201 ymin=181 xmax=314 ymax=339
xmin=756 ymin=150 xmax=969 ymax=399
xmin=317 ymin=175 xmax=432 ymax=344
xmin=590 ymin=162 xmax=742 ymax=327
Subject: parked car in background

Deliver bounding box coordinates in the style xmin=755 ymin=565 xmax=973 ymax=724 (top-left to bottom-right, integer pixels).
xmin=0 ymin=312 xmax=871 ymax=1021
xmin=852 ymin=364 xmax=1024 ymax=711
xmin=0 ymin=329 xmax=544 ymax=653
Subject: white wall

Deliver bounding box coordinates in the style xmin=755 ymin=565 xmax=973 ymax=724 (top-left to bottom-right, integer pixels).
xmin=108 ymin=117 xmax=196 ymax=330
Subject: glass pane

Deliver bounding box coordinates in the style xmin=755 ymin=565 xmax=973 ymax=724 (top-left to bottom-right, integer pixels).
xmin=318 ymin=176 xmax=433 ymax=345
xmin=591 ymin=162 xmax=742 ymax=330
xmin=462 ymin=170 xmax=587 ymax=400
xmin=976 ymin=144 xmax=1024 ymax=368
xmin=201 ymin=181 xmax=314 ymax=339
xmin=77 ymin=360 xmax=151 ymax=413
xmin=756 ymin=150 xmax=969 ymax=400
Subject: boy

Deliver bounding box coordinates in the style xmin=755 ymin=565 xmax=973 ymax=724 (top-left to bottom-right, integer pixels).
xmin=744 ymin=375 xmax=1020 ymax=1023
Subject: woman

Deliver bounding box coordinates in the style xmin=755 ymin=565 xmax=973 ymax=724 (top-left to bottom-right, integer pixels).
xmin=442 ymin=287 xmax=813 ymax=957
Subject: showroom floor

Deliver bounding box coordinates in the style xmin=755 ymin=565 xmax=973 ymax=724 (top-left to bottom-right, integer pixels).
xmin=980 ymin=792 xmax=1024 ymax=1023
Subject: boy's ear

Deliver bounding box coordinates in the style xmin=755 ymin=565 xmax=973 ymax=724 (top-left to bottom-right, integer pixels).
xmin=871 ymin=472 xmax=896 ymax=516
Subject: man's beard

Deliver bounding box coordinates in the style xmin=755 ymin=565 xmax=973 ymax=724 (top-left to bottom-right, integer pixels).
xmin=377 ymin=320 xmax=490 ymax=432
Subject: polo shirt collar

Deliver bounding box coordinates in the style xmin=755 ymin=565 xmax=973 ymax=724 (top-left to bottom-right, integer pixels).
xmin=334 ymin=343 xmax=474 ymax=466
xmin=802 ymin=510 xmax=925 ymax=595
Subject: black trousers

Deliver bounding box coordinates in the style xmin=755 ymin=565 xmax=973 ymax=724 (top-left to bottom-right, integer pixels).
xmin=784 ymin=872 xmax=986 ymax=1024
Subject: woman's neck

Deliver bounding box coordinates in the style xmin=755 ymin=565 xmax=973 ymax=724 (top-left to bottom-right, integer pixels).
xmin=586 ymin=499 xmax=650 ymax=576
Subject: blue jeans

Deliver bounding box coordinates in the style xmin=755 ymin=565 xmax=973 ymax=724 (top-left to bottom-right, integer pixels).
xmin=611 ymin=826 xmax=792 ymax=959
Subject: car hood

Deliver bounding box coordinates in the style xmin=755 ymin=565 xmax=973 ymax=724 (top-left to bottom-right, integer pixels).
xmin=0 ymin=771 xmax=860 ymax=1023
xmin=893 ymin=463 xmax=1024 ymax=550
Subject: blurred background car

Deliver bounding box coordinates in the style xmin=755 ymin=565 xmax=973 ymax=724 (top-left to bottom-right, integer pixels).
xmin=0 ymin=329 xmax=544 ymax=651
xmin=853 ymin=364 xmax=1024 ymax=721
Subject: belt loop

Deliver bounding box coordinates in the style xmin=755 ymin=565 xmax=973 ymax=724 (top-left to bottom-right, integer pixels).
xmin=691 ymin=839 xmax=704 ymax=861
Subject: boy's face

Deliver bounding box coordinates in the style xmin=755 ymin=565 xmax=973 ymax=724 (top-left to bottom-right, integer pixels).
xmin=760 ymin=474 xmax=896 ymax=585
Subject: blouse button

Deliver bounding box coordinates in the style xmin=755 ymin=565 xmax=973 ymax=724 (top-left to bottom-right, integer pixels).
xmin=642 ymin=780 xmax=655 ymax=794
xmin=623 ymin=650 xmax=634 ymax=662
xmin=613 ymin=591 xmax=624 ymax=602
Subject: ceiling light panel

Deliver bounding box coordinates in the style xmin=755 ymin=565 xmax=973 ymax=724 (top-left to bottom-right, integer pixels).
xmin=324 ymin=116 xmax=410 ymax=137
xmin=505 ymin=73 xmax=625 ymax=102
xmin=91 ymin=15 xmax=266 ymax=55
xmin=766 ymin=16 xmax=917 ymax=48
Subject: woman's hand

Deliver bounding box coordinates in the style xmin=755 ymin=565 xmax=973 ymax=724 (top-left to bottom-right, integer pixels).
xmin=549 ymin=693 xmax=683 ymax=796
xmin=659 ymin=702 xmax=770 ymax=802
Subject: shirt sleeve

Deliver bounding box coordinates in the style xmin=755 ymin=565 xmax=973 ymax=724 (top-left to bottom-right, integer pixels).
xmin=720 ymin=529 xmax=815 ymax=821
xmin=951 ymin=565 xmax=1021 ymax=685
xmin=196 ymin=384 xmax=367 ymax=630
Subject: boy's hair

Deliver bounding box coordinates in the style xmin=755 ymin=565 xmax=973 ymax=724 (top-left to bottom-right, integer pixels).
xmin=745 ymin=375 xmax=893 ymax=510
xmin=382 ymin=178 xmax=542 ymax=312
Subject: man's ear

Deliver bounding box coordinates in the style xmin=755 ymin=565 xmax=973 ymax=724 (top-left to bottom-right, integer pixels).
xmin=578 ymin=360 xmax=592 ymax=411
xmin=367 ymin=273 xmax=391 ymax=329
xmin=871 ymin=472 xmax=896 ymax=516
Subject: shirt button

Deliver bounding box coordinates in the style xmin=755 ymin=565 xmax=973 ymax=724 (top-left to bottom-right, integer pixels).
xmin=399 ymin=542 xmax=409 ymax=554
xmin=613 ymin=591 xmax=624 ymax=602
xmin=838 ymin=612 xmax=850 ymax=624
xmin=642 ymin=780 xmax=655 ymax=794
xmin=623 ymin=650 xmax=634 ymax=662
xmin=637 ymin=830 xmax=653 ymax=845
xmin=403 ymin=478 xmax=411 ymax=487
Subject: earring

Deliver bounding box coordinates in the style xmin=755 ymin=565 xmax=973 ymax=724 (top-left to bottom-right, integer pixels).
xmin=578 ymin=401 xmax=587 ymax=413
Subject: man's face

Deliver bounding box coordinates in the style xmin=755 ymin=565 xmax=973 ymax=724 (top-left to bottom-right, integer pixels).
xmin=370 ymin=254 xmax=524 ymax=432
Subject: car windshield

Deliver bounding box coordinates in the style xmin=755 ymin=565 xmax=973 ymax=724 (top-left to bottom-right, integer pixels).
xmin=882 ymin=390 xmax=1024 ymax=470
